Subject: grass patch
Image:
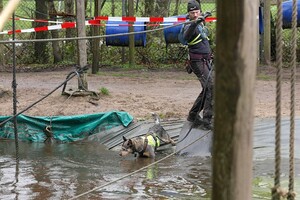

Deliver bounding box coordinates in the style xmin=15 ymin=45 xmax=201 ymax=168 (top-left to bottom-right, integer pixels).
xmin=257 ymin=73 xmax=273 ymax=81
xmin=99 ymin=87 xmax=110 ymax=95
xmin=97 ymin=71 xmax=141 ymax=78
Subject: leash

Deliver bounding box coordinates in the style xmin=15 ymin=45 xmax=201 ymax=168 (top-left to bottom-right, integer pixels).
xmin=177 ymin=58 xmax=214 ymax=144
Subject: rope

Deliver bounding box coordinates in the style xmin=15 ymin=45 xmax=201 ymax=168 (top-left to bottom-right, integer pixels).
xmin=69 ymin=130 xmax=211 ymax=200
xmin=287 ymin=0 xmax=297 ymax=199
xmin=272 ymin=0 xmax=283 ymax=199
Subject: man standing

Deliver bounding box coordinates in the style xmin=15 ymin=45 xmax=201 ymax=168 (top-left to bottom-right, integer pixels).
xmin=183 ymin=0 xmax=213 ymax=130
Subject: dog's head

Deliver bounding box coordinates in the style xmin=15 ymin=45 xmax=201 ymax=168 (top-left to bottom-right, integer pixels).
xmin=119 ymin=136 xmax=135 ymax=157
xmin=151 ymin=112 xmax=160 ymax=124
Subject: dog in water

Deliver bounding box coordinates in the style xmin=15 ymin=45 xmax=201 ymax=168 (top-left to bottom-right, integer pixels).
xmin=119 ymin=113 xmax=176 ymax=158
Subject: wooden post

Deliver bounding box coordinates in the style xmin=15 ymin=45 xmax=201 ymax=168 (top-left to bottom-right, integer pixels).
xmin=121 ymin=0 xmax=126 ymax=63
xmin=76 ymin=0 xmax=88 ymax=90
xmin=128 ymin=0 xmax=135 ymax=67
xmin=263 ymin=0 xmax=271 ymax=64
xmin=212 ymin=0 xmax=258 ymax=199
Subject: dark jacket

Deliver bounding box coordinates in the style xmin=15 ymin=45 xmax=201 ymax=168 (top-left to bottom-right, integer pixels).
xmin=183 ymin=21 xmax=211 ymax=55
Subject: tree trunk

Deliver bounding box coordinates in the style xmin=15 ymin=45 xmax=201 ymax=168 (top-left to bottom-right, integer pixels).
xmin=212 ymin=0 xmax=258 ymax=199
xmin=76 ymin=0 xmax=88 ymax=90
xmin=128 ymin=0 xmax=134 ymax=67
xmin=145 ymin=0 xmax=155 ymax=17
xmin=172 ymin=0 xmax=180 ymax=16
xmin=121 ymin=0 xmax=126 ymax=63
xmin=111 ymin=0 xmax=115 ymax=16
xmin=65 ymin=0 xmax=75 ymax=46
xmin=34 ymin=0 xmax=49 ymax=64
xmin=155 ymin=0 xmax=169 ymax=17
xmin=0 ymin=0 xmax=4 ymax=66
xmin=48 ymin=0 xmax=62 ymax=63
xmin=91 ymin=0 xmax=101 ymax=74
xmin=263 ymin=0 xmax=271 ymax=64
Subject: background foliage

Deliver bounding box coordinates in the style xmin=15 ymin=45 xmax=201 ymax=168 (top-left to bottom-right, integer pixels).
xmin=0 ymin=0 xmax=297 ymax=69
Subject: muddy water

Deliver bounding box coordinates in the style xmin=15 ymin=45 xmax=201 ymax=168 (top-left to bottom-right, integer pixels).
xmin=0 ymin=118 xmax=299 ymax=200
xmin=0 ymin=140 xmax=212 ymax=200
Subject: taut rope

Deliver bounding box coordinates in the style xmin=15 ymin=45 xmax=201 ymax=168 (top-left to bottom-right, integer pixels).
xmin=272 ymin=0 xmax=283 ymax=199
xmin=287 ymin=0 xmax=297 ymax=199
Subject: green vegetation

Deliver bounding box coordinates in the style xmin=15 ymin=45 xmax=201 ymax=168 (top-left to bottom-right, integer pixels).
xmin=257 ymin=73 xmax=272 ymax=81
xmin=2 ymin=1 xmax=217 ymax=69
xmin=97 ymin=71 xmax=141 ymax=78
xmin=8 ymin=1 xmax=299 ymax=70
xmin=99 ymin=87 xmax=110 ymax=95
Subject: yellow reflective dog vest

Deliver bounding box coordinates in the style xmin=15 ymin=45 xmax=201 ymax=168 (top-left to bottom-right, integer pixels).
xmin=142 ymin=135 xmax=160 ymax=148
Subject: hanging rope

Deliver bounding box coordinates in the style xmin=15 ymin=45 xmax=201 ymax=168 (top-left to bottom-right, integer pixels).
xmin=272 ymin=0 xmax=297 ymax=199
xmin=272 ymin=0 xmax=283 ymax=199
xmin=287 ymin=0 xmax=297 ymax=199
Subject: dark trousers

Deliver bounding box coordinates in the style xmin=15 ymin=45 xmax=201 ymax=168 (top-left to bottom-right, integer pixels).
xmin=188 ymin=58 xmax=213 ymax=123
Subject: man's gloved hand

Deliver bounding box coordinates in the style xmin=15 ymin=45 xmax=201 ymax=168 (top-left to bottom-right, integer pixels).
xmin=204 ymin=11 xmax=212 ymax=18
xmin=196 ymin=15 xmax=205 ymax=24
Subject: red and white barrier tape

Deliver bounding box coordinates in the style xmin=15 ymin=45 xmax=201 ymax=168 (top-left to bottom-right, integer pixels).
xmin=11 ymin=16 xmax=187 ymax=23
xmin=94 ymin=16 xmax=186 ymax=22
xmin=1 ymin=16 xmax=217 ymax=35
xmin=1 ymin=22 xmax=75 ymax=34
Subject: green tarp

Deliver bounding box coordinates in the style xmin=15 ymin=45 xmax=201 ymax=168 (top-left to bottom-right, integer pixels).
xmin=0 ymin=111 xmax=133 ymax=143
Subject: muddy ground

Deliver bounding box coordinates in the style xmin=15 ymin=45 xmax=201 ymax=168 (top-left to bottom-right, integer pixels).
xmin=0 ymin=65 xmax=299 ymax=120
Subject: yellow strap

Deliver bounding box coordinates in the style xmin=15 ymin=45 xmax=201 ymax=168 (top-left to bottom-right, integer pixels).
xmin=146 ymin=135 xmax=160 ymax=148
xmin=188 ymin=33 xmax=202 ymax=45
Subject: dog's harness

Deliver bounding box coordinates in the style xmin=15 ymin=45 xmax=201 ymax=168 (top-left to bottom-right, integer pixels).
xmin=132 ymin=134 xmax=160 ymax=155
xmin=127 ymin=134 xmax=160 ymax=157
xmin=142 ymin=133 xmax=160 ymax=151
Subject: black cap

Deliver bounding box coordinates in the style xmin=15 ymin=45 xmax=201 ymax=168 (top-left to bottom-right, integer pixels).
xmin=187 ymin=0 xmax=201 ymax=12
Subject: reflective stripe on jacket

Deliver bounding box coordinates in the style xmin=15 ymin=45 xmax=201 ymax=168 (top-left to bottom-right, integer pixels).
xmin=188 ymin=33 xmax=202 ymax=45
